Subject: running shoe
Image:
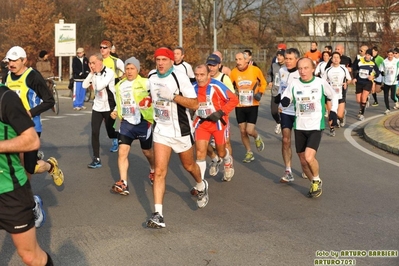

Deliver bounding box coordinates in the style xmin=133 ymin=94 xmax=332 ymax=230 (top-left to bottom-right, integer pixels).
xmin=340 ymin=110 xmax=347 ymax=127
xmin=190 ymin=186 xmax=199 ymax=196
xmin=33 ymin=195 xmax=46 ymax=228
xmin=274 ymin=123 xmax=281 ymax=134
xmin=110 ymin=138 xmax=119 ymax=152
xmin=222 ymin=158 xmax=234 ymax=182
xmin=243 ymin=152 xmax=254 ymax=163
xmin=37 ymin=150 xmax=44 ymax=160
xmin=301 ymin=172 xmax=308 ymax=179
xmin=148 ymin=170 xmax=155 ymax=185
xmin=329 ymin=128 xmax=335 ymax=137
xmin=255 ymin=135 xmax=265 ymax=152
xmin=146 ymin=212 xmax=165 ymax=228
xmin=358 ymin=115 xmax=365 ymax=121
xmin=73 ymin=107 xmax=82 ymax=111
xmin=372 ymin=102 xmax=379 ymax=107
xmin=307 ymin=180 xmax=322 ymax=198
xmin=47 ymin=157 xmax=64 ymax=186
xmin=197 ymin=180 xmax=209 ymax=209
xmin=384 ymin=109 xmax=391 ymax=115
xmin=80 ymin=106 xmax=87 ymax=110
xmin=394 ymin=102 xmax=399 ymax=109
xmin=280 ymin=171 xmax=294 ymax=183
xmin=88 ymin=157 xmax=102 ymax=169
xmin=209 ymin=158 xmax=222 ymax=176
xmin=111 ymin=180 xmax=129 ymax=195
xmin=357 ymin=110 xmax=362 ymax=118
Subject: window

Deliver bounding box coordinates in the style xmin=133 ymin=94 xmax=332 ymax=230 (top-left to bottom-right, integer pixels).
xmin=366 ymin=22 xmax=376 ymax=32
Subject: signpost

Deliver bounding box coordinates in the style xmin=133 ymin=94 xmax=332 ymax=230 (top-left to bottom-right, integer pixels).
xmin=55 ymin=19 xmax=76 ymax=80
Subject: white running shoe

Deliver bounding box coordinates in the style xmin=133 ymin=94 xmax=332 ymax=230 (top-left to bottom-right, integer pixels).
xmin=209 ymin=158 xmax=222 ymax=176
xmin=33 ymin=195 xmax=46 ymax=228
xmin=223 ymin=158 xmax=234 ymax=182
xmin=384 ymin=109 xmax=391 ymax=115
xmin=274 ymin=123 xmax=281 ymax=134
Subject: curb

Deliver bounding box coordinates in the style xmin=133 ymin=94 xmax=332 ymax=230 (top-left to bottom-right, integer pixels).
xmin=364 ymin=114 xmax=399 ymax=155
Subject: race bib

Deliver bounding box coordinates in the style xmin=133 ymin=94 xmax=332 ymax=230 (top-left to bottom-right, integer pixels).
xmin=239 ymin=90 xmax=253 ymax=106
xmin=197 ymin=102 xmax=215 ymax=118
xmin=359 ymin=69 xmax=369 ymax=79
xmin=154 ymin=100 xmax=171 ymax=122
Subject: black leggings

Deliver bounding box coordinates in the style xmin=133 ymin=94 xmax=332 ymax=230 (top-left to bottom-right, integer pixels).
xmin=91 ymin=110 xmax=118 ymax=158
xmin=382 ymin=84 xmax=398 ymax=109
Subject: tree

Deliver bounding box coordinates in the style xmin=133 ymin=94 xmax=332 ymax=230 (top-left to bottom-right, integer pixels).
xmin=0 ymin=0 xmax=61 ymax=67
xmin=98 ymin=0 xmax=199 ymax=73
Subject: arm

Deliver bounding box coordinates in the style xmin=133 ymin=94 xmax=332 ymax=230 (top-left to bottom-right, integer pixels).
xmin=83 ymin=72 xmax=94 ymax=89
xmin=94 ymin=68 xmax=115 ymax=91
xmin=0 ymin=89 xmax=40 ymax=153
xmin=27 ymin=71 xmax=55 ymax=117
xmin=173 ymin=94 xmax=198 ymax=110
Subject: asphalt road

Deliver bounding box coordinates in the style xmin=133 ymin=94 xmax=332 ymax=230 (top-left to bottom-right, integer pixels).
xmin=1 ymin=91 xmax=398 ymax=266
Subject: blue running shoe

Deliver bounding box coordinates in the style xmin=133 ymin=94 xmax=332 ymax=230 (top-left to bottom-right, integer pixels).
xmin=110 ymin=138 xmax=118 ymax=152
xmin=88 ymin=157 xmax=102 ymax=169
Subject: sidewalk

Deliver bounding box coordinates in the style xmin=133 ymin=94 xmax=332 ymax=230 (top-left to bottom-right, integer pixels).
xmin=364 ymin=112 xmax=399 ymax=155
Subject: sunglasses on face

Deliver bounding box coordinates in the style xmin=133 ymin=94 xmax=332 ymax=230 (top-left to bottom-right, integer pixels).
xmin=100 ymin=46 xmax=108 ymax=49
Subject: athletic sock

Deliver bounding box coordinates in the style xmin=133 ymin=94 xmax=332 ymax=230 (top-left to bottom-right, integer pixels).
xmin=155 ymin=204 xmax=163 ymax=216
xmin=196 ymin=180 xmax=205 ymax=191
xmin=372 ymin=93 xmax=378 ymax=102
xmin=196 ymin=160 xmax=206 ymax=180
xmin=285 ymin=167 xmax=291 ymax=173
xmin=313 ymin=175 xmax=321 ymax=182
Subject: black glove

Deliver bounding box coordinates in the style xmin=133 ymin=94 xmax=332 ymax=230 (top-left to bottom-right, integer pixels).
xmin=207 ymin=110 xmax=225 ymax=122
xmin=254 ymin=92 xmax=262 ymax=101
xmin=280 ymin=97 xmax=290 ymax=107
xmin=381 ymin=71 xmax=385 ymax=76
xmin=274 ymin=94 xmax=281 ymax=104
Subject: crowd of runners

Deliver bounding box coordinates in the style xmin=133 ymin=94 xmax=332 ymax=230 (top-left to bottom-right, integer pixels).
xmin=1 ymin=39 xmax=398 ymax=265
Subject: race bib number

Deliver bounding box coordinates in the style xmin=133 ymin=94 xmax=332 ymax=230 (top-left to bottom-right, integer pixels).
xmin=197 ymin=102 xmax=215 ymax=118
xmin=239 ymin=90 xmax=253 ymax=106
xmin=359 ymin=69 xmax=369 ymax=79
xmin=299 ymin=97 xmax=316 ymax=115
xmin=154 ymin=100 xmax=171 ymax=122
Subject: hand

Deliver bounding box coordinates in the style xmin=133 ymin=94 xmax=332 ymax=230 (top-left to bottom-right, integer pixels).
xmin=207 ymin=110 xmax=224 ymax=122
xmin=158 ymin=87 xmax=176 ymax=101
xmin=139 ymin=96 xmax=152 ymax=109
xmin=254 ymin=92 xmax=262 ymax=102
xmin=280 ymin=97 xmax=290 ymax=107
xmin=110 ymin=111 xmax=118 ymax=119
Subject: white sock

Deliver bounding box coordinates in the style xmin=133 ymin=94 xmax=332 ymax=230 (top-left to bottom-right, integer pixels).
xmin=313 ymin=175 xmax=321 ymax=181
xmin=154 ymin=204 xmax=163 ymax=216
xmin=285 ymin=167 xmax=291 ymax=173
xmin=196 ymin=160 xmax=206 ymax=180
xmin=122 ymin=179 xmax=127 ymax=186
xmin=196 ymin=180 xmax=205 ymax=191
xmin=223 ymin=148 xmax=231 ymax=164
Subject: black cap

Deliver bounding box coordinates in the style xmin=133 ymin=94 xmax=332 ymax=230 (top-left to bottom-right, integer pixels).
xmin=206 ymin=54 xmax=221 ymax=65
xmin=276 ymin=49 xmax=285 ymax=56
xmin=39 ymin=50 xmax=48 ymax=58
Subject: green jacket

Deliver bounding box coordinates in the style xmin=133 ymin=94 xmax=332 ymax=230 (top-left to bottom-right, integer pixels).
xmin=115 ymin=75 xmax=154 ymax=124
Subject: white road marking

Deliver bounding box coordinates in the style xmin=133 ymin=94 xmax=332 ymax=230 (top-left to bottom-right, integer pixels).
xmin=344 ymin=114 xmax=399 ymax=167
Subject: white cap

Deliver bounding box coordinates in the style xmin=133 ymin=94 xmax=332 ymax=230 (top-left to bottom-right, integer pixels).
xmin=6 ymin=46 xmax=27 ymax=60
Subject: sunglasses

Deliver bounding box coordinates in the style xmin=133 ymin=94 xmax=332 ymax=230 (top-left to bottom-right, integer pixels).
xmin=100 ymin=46 xmax=108 ymax=49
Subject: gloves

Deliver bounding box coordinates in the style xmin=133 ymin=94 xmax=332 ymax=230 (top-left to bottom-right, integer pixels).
xmin=158 ymin=87 xmax=176 ymax=101
xmin=207 ymin=110 xmax=225 ymax=122
xmin=381 ymin=71 xmax=384 ymax=76
xmin=254 ymin=92 xmax=262 ymax=101
xmin=274 ymin=94 xmax=281 ymax=104
xmin=139 ymin=96 xmax=152 ymax=109
xmin=280 ymin=97 xmax=290 ymax=107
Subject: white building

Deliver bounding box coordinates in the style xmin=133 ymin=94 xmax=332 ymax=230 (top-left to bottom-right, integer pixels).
xmin=301 ymin=0 xmax=399 ymax=37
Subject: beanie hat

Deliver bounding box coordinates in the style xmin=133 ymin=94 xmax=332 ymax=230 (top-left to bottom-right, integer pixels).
xmin=100 ymin=40 xmax=112 ymax=48
xmin=154 ymin=47 xmax=174 ymax=61
xmin=277 ymin=43 xmax=287 ymax=50
xmin=276 ymin=49 xmax=285 ymax=56
xmin=124 ymin=56 xmax=140 ymax=73
xmin=39 ymin=50 xmax=48 ymax=58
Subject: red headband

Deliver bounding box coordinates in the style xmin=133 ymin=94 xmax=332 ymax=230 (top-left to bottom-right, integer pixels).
xmin=154 ymin=47 xmax=174 ymax=61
